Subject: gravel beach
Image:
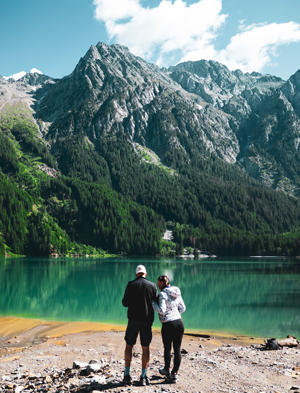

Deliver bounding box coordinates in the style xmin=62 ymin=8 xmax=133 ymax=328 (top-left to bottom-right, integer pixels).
xmin=0 ymin=318 xmax=299 ymax=393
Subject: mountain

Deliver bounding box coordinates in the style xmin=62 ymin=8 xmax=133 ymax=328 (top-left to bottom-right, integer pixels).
xmin=33 ymin=45 xmax=300 ymax=197
xmin=2 ymin=42 xmax=300 ymax=257
xmin=167 ymin=61 xmax=300 ymax=196
xmin=3 ymin=68 xmax=43 ymax=82
xmin=34 ymin=43 xmax=240 ymax=165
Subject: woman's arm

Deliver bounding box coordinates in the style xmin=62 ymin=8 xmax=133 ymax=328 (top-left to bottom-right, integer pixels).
xmin=152 ymin=292 xmax=167 ymax=315
xmin=178 ymin=296 xmax=186 ymax=314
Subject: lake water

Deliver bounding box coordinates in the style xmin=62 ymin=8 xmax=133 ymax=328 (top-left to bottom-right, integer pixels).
xmin=0 ymin=256 xmax=299 ymax=339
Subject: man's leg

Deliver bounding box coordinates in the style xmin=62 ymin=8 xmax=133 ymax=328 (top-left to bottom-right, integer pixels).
xmin=123 ymin=344 xmax=133 ymax=385
xmin=140 ymin=323 xmax=152 ymax=385
xmin=124 ymin=344 xmax=133 ymax=384
xmin=125 ymin=344 xmax=133 ymax=367
xmin=139 ymin=345 xmax=150 ymax=385
xmin=124 ymin=320 xmax=139 ymax=385
xmin=141 ymin=345 xmax=150 ymax=370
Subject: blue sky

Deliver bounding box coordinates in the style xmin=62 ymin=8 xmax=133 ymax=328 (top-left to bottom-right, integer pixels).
xmin=1 ymin=0 xmax=300 ymax=80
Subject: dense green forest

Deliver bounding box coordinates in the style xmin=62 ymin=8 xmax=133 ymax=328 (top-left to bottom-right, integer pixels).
xmin=0 ymin=114 xmax=166 ymax=256
xmin=1 ymin=114 xmax=300 ymax=257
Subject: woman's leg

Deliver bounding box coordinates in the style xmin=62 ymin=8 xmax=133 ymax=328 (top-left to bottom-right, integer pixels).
xmin=161 ymin=323 xmax=172 ymax=370
xmin=171 ymin=319 xmax=184 ymax=373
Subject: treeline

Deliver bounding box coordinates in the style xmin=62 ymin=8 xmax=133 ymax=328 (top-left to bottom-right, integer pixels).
xmin=0 ymin=121 xmax=165 ymax=256
xmin=171 ymin=222 xmax=300 ymax=257
xmin=0 ymin=117 xmax=57 ymax=170
xmin=44 ymin=176 xmax=165 ymax=255
xmin=53 ymin=132 xmax=300 ymax=256
xmin=0 ymin=172 xmax=32 ymax=254
xmin=0 ymin=171 xmax=74 ymax=256
xmin=0 ymin=169 xmax=165 ymax=257
xmin=52 ymin=132 xmax=300 ymax=257
xmin=93 ymin=135 xmax=300 ymax=232
xmin=3 ymin=116 xmax=300 ymax=257
xmin=55 ymin=135 xmax=111 ymax=185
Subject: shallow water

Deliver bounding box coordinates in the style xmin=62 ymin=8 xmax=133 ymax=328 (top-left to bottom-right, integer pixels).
xmin=0 ymin=256 xmax=299 ymax=339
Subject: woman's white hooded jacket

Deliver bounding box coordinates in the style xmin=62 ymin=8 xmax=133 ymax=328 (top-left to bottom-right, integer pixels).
xmin=152 ymin=286 xmax=186 ymax=323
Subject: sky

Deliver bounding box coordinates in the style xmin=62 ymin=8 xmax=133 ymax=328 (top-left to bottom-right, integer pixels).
xmin=1 ymin=0 xmax=300 ymax=81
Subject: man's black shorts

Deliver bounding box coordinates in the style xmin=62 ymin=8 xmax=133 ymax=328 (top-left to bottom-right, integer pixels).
xmin=124 ymin=320 xmax=152 ymax=347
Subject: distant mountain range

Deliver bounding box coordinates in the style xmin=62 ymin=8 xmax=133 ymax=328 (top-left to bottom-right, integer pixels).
xmin=1 ymin=42 xmax=300 ymax=257
xmin=3 ymin=68 xmax=43 ymax=82
xmin=12 ymin=42 xmax=300 ymax=196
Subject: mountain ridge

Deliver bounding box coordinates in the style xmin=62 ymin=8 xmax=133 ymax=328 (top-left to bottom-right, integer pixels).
xmin=2 ymin=42 xmax=300 ymax=257
xmin=2 ymin=41 xmax=300 ymax=195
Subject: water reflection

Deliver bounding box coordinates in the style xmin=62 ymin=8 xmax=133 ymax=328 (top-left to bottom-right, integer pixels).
xmin=0 ymin=257 xmax=299 ymax=338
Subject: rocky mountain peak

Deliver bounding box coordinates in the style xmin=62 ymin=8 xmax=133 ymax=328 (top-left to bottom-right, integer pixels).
xmin=169 ymin=59 xmax=230 ymax=79
xmin=19 ymin=72 xmax=53 ymax=86
xmin=31 ymin=42 xmax=241 ymax=166
xmin=167 ymin=60 xmax=284 ymax=115
xmin=75 ymin=41 xmax=178 ymax=92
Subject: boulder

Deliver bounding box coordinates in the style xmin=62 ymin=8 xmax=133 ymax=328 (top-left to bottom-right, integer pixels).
xmin=73 ymin=361 xmax=88 ymax=369
xmin=278 ymin=336 xmax=298 ymax=347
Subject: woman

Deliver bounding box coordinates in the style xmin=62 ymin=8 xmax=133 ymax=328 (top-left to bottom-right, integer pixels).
xmin=152 ymin=275 xmax=186 ymax=382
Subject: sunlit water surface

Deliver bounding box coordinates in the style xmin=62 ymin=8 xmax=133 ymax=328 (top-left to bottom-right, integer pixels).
xmin=0 ymin=257 xmax=299 ymax=339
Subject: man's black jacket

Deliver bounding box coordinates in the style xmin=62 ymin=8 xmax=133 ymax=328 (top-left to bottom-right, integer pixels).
xmin=122 ymin=276 xmax=158 ymax=324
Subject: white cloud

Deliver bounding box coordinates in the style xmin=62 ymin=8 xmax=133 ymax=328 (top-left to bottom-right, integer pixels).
xmin=93 ymin=0 xmax=141 ymax=22
xmin=215 ymin=22 xmax=300 ymax=73
xmin=93 ymin=0 xmax=300 ymax=73
xmin=3 ymin=68 xmax=43 ymax=81
xmin=93 ymin=0 xmax=227 ymax=65
xmin=3 ymin=71 xmax=26 ymax=81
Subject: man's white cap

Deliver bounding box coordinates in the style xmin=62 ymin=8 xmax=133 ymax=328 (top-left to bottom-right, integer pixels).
xmin=135 ymin=265 xmax=147 ymax=274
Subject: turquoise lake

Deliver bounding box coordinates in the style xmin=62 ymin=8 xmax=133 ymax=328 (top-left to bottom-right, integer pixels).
xmin=0 ymin=257 xmax=299 ymax=339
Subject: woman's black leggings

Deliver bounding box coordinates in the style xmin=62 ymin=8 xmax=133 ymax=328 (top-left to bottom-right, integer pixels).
xmin=161 ymin=318 xmax=184 ymax=373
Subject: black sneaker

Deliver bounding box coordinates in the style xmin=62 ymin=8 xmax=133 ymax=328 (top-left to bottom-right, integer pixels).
xmin=140 ymin=376 xmax=150 ymax=386
xmin=169 ymin=372 xmax=178 ymax=382
xmin=159 ymin=367 xmax=170 ymax=377
xmin=123 ymin=374 xmax=132 ymax=385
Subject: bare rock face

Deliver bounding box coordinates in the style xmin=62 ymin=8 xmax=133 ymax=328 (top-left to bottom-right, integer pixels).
xmin=168 ymin=60 xmax=300 ymax=195
xmin=33 ymin=42 xmax=241 ymax=166
xmin=18 ymin=72 xmax=53 ymax=86
xmin=282 ymin=70 xmax=300 ymax=117
xmin=168 ymin=60 xmax=284 ymax=111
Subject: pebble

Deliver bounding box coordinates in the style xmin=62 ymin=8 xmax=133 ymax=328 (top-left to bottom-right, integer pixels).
xmin=86 ymin=364 xmax=101 ymax=373
xmin=73 ymin=361 xmax=88 ymax=369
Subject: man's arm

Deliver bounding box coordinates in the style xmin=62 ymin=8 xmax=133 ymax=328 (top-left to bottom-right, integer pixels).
xmin=122 ymin=284 xmax=129 ymax=307
xmin=152 ymin=284 xmax=159 ymax=304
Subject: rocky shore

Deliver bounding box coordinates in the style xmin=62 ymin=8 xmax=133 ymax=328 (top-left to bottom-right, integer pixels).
xmin=0 ymin=319 xmax=299 ymax=393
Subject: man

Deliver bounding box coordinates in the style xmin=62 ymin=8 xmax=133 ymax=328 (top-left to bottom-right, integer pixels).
xmin=122 ymin=264 xmax=158 ymax=386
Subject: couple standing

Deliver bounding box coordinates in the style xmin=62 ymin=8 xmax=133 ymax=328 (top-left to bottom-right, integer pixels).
xmin=122 ymin=264 xmax=186 ymax=386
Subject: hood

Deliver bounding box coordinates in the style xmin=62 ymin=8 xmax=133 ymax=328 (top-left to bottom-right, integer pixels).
xmin=163 ymin=286 xmax=181 ymax=299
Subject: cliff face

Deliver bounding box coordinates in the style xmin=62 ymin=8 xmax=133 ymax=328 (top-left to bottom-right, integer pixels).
xmin=33 ymin=43 xmax=239 ymax=167
xmin=168 ymin=60 xmax=300 ymax=195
